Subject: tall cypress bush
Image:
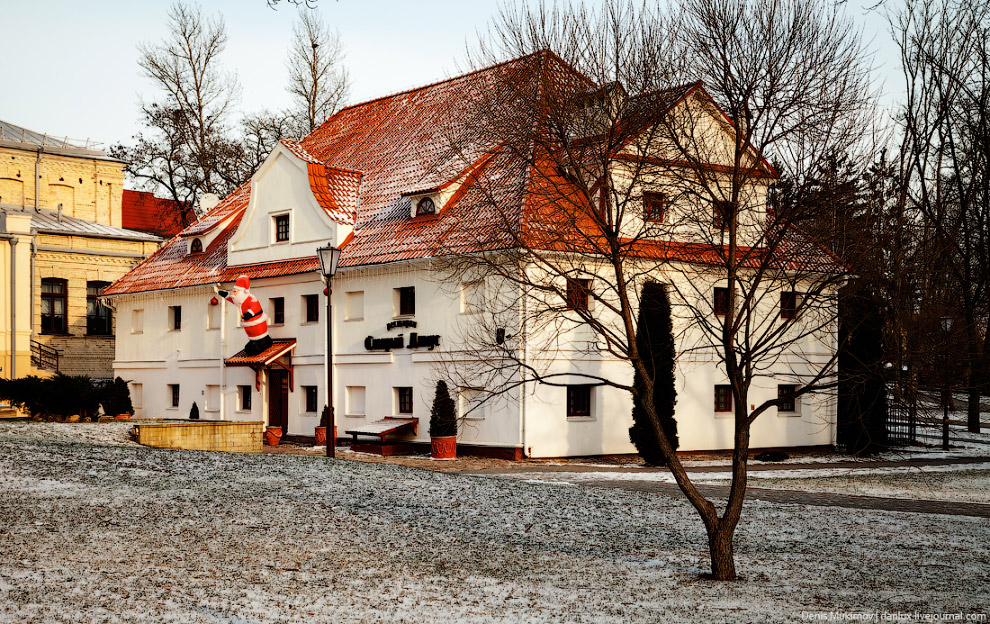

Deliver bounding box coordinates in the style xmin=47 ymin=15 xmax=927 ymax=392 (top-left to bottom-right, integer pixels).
xmin=430 ymin=380 xmax=457 ymax=438
xmin=629 ymin=282 xmax=678 ymax=464
xmin=837 ymin=287 xmax=887 ymax=454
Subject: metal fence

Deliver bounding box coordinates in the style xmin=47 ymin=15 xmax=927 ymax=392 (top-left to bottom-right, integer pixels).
xmin=887 ymin=396 xmax=943 ymax=447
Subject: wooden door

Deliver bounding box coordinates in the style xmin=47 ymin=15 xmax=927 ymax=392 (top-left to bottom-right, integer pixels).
xmin=268 ymin=369 xmax=289 ymax=431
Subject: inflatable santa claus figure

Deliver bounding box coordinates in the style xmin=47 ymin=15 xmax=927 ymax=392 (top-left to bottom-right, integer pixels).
xmin=216 ymin=275 xmax=272 ymax=356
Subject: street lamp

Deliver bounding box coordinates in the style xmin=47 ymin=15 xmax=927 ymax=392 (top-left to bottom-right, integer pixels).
xmin=317 ymin=244 xmax=342 ymax=458
xmin=940 ymin=315 xmax=953 ymax=451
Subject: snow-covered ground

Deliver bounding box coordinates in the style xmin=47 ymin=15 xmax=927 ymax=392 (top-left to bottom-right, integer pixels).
xmin=0 ymin=422 xmax=987 ymax=623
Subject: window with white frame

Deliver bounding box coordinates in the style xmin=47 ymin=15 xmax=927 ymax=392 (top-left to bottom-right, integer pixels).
xmin=302 ymin=386 xmax=318 ymax=414
xmin=346 ymin=386 xmax=366 ymax=417
xmin=131 ymin=309 xmax=144 ymax=334
xmin=273 ymin=213 xmax=290 ymax=243
xmin=393 ymin=287 xmax=415 ymax=317
xmin=459 ymin=387 xmax=486 ymax=419
xmin=344 ymin=291 xmax=364 ymax=321
xmin=714 ymin=385 xmax=732 ymax=413
xmin=130 ymin=383 xmax=143 ymax=409
xmin=777 ymin=384 xmax=799 ymax=415
xmin=269 ymin=297 xmax=285 ymax=325
xmin=205 ymin=385 xmax=220 ymax=412
xmin=566 ymin=385 xmax=593 ymax=418
xmin=303 ymin=294 xmax=319 ymax=323
xmin=460 ymin=281 xmax=484 ymax=314
xmin=207 ymin=300 xmax=220 ymax=330
xmin=395 ymin=387 xmax=414 ymax=415
xmin=168 ymin=305 xmax=182 ymax=331
xmin=237 ymin=385 xmax=252 ymax=411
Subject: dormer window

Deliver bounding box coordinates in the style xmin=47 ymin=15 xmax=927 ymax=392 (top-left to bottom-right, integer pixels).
xmin=189 ymin=238 xmax=203 ymax=253
xmin=416 ymin=197 xmax=436 ymax=216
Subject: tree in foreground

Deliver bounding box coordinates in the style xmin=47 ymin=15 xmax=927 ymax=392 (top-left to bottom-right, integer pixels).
xmin=434 ymin=0 xmax=875 ymax=579
xmin=629 ymin=282 xmax=678 ymax=465
xmin=113 ymin=3 xmax=349 ymax=222
xmin=892 ymin=0 xmax=990 ymax=433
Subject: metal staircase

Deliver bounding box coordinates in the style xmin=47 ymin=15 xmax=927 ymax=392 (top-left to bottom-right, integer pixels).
xmin=30 ymin=340 xmax=59 ymax=373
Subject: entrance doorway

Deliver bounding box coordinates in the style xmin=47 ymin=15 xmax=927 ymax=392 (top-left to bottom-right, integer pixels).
xmin=268 ymin=369 xmax=289 ymax=431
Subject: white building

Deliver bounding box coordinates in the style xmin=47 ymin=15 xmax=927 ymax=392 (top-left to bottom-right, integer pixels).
xmin=105 ymin=52 xmax=840 ymax=458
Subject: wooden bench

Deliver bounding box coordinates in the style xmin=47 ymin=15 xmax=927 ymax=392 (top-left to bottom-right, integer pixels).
xmin=344 ymin=418 xmax=419 ymax=456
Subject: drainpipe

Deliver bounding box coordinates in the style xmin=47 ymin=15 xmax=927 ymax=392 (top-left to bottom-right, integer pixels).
xmin=519 ymin=269 xmax=529 ymax=458
xmin=220 ymin=288 xmax=226 ymax=420
xmin=0 ymin=233 xmax=17 ymax=379
xmin=34 ymin=147 xmax=42 ymax=213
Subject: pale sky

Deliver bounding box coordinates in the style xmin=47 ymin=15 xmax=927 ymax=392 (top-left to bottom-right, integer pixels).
xmin=3 ymin=0 xmax=901 ymax=154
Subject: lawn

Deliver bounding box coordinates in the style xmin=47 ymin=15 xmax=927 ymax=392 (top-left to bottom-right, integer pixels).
xmin=0 ymin=422 xmax=986 ymax=623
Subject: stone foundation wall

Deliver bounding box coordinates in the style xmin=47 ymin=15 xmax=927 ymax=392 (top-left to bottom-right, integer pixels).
xmin=133 ymin=421 xmax=262 ymax=453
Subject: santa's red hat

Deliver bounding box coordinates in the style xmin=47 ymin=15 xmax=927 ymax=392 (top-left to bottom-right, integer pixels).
xmin=235 ymin=275 xmax=250 ymax=290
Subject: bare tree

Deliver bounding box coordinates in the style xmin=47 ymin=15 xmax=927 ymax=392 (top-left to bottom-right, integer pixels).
xmin=432 ymin=0 xmax=875 ymax=580
xmin=286 ymin=10 xmax=350 ymax=135
xmin=893 ymin=0 xmax=990 ymax=433
xmin=112 ymin=2 xmax=247 ymax=224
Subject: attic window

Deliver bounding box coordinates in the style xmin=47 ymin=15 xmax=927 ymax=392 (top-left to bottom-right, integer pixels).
xmin=274 ymin=214 xmax=290 ymax=242
xmin=190 ymin=238 xmax=203 ymax=253
xmin=416 ymin=197 xmax=436 ymax=216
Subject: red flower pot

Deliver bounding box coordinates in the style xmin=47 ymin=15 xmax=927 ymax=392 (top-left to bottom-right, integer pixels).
xmin=264 ymin=426 xmax=283 ymax=446
xmin=314 ymin=426 xmax=327 ymax=446
xmin=431 ymin=435 xmax=457 ymax=460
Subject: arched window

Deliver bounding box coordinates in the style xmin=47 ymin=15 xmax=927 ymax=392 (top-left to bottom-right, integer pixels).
xmin=190 ymin=238 xmax=203 ymax=253
xmin=416 ymin=197 xmax=436 ymax=216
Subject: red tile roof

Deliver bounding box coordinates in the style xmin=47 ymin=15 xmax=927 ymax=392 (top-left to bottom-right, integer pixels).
xmin=121 ymin=190 xmax=187 ymax=237
xmin=225 ymin=339 xmax=297 ymax=366
xmin=105 ymin=50 xmax=839 ymax=297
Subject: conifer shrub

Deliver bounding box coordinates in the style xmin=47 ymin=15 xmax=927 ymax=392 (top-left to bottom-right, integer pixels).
xmin=99 ymin=377 xmax=133 ymax=417
xmin=629 ymin=282 xmax=678 ymax=465
xmin=430 ymin=380 xmax=457 ymax=438
xmin=189 ymin=401 xmax=200 ymax=420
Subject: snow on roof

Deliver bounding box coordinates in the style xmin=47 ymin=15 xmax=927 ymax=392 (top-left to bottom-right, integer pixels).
xmin=105 ymin=50 xmax=839 ymax=297
xmin=0 ymin=204 xmax=161 ymax=243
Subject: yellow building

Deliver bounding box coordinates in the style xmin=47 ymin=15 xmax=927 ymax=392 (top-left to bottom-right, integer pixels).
xmin=0 ymin=120 xmax=161 ymax=382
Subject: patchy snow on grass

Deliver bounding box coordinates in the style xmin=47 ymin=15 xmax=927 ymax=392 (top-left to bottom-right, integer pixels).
xmin=0 ymin=421 xmax=987 ymax=623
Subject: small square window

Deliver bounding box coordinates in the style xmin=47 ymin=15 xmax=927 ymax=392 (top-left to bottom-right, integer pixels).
xmin=715 ymin=385 xmax=733 ymax=413
xmin=780 ymin=291 xmax=798 ymax=320
xmin=303 ymin=294 xmax=319 ymax=323
xmin=303 ymin=386 xmax=318 ymax=413
xmin=168 ymin=384 xmax=180 ymax=409
xmin=270 ymin=297 xmax=285 ymax=325
xmin=345 ymin=291 xmax=364 ymax=321
xmin=713 ymin=201 xmax=732 ymax=230
xmin=395 ymin=287 xmax=415 ymax=317
xmin=778 ymin=384 xmax=797 ymax=413
xmin=714 ymin=287 xmax=729 ymax=316
xmin=274 ymin=214 xmax=290 ymax=242
xmin=238 ymin=385 xmax=252 ymax=411
xmin=643 ymin=192 xmax=666 ymax=223
xmin=346 ymin=386 xmax=366 ymax=417
xmin=205 ymin=385 xmax=220 ymax=411
xmin=168 ymin=306 xmax=182 ymax=331
xmin=131 ymin=309 xmax=144 ymax=334
xmin=566 ymin=278 xmax=590 ymax=311
xmin=460 ymin=387 xmax=486 ymax=419
xmin=396 ymin=387 xmax=413 ymax=415
xmin=566 ymin=385 xmax=592 ymax=418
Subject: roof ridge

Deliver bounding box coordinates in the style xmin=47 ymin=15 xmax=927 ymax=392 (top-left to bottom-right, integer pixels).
xmin=326 ymin=50 xmax=564 ymax=120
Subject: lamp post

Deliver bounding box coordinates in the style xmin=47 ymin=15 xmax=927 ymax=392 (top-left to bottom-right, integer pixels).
xmin=940 ymin=315 xmax=953 ymax=451
xmin=317 ymin=244 xmax=342 ymax=458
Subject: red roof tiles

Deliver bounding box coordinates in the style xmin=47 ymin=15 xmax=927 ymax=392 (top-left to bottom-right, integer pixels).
xmin=121 ymin=190 xmax=187 ymax=237
xmin=106 ymin=50 xmax=839 ymax=297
